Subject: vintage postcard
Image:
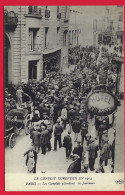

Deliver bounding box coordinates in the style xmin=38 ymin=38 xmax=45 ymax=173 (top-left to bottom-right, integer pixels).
xmin=4 ymin=5 xmax=124 ymax=191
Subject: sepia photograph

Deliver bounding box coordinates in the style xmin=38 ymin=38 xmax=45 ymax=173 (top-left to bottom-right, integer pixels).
xmin=4 ymin=5 xmax=124 ymax=180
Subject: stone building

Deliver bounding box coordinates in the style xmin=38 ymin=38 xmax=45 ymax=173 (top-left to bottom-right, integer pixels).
xmin=68 ymin=6 xmax=83 ymax=47
xmin=93 ymin=6 xmax=124 ymax=47
xmin=4 ymin=6 xmax=69 ymax=85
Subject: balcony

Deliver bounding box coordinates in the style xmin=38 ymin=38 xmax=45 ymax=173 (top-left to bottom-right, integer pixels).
xmin=45 ymin=10 xmax=50 ymax=19
xmin=25 ymin=6 xmax=42 ymax=18
xmin=57 ymin=13 xmax=61 ymax=20
xmin=28 ymin=6 xmax=41 ymax=15
xmin=28 ymin=44 xmax=41 ymax=52
xmin=4 ymin=10 xmax=18 ymax=31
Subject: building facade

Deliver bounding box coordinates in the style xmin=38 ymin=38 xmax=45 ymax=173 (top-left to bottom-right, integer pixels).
xmin=68 ymin=6 xmax=83 ymax=47
xmin=93 ymin=6 xmax=124 ymax=47
xmin=4 ymin=6 xmax=69 ymax=85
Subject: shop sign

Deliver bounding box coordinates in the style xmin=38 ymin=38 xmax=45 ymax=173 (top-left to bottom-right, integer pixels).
xmin=87 ymin=91 xmax=117 ymax=116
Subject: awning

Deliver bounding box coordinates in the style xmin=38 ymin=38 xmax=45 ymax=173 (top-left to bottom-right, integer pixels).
xmin=43 ymin=49 xmax=61 ymax=63
xmin=43 ymin=47 xmax=61 ymax=55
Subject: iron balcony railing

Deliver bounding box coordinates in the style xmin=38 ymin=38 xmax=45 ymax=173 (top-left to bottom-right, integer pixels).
xmin=28 ymin=44 xmax=41 ymax=52
xmin=45 ymin=10 xmax=50 ymax=18
xmin=28 ymin=6 xmax=42 ymax=16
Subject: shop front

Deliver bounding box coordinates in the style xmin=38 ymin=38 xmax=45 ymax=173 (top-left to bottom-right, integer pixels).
xmin=43 ymin=48 xmax=61 ymax=77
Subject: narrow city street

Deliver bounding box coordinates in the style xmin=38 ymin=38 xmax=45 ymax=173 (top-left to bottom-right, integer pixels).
xmin=5 ymin=94 xmax=124 ymax=174
xmin=4 ymin=6 xmax=124 ymax=177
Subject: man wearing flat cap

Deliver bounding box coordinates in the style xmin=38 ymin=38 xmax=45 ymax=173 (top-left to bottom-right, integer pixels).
xmin=54 ymin=119 xmax=63 ymax=151
xmin=100 ymin=138 xmax=112 ymax=166
xmin=87 ymin=138 xmax=99 ymax=171
xmin=63 ymin=130 xmax=72 ymax=160
xmin=73 ymin=140 xmax=83 ymax=163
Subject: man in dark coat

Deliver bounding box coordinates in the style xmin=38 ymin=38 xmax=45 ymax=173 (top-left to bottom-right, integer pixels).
xmin=87 ymin=138 xmax=99 ymax=171
xmin=32 ymin=114 xmax=40 ymax=123
xmin=67 ymin=154 xmax=81 ymax=173
xmin=68 ymin=106 xmax=76 ymax=128
xmin=100 ymin=138 xmax=111 ymax=166
xmin=81 ymin=122 xmax=88 ymax=144
xmin=63 ymin=131 xmax=72 ymax=159
xmin=98 ymin=119 xmax=109 ymax=149
xmin=54 ymin=119 xmax=63 ymax=151
xmin=40 ymin=126 xmax=50 ymax=155
xmin=32 ymin=127 xmax=41 ymax=153
xmin=53 ymin=103 xmax=59 ymax=124
xmin=42 ymin=104 xmax=50 ymax=117
xmin=72 ymin=117 xmax=81 ymax=142
xmin=73 ymin=141 xmax=83 ymax=161
xmin=47 ymin=123 xmax=53 ymax=151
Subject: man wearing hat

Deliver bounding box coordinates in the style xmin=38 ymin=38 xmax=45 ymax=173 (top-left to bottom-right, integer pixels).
xmin=16 ymin=86 xmax=23 ymax=107
xmin=61 ymin=104 xmax=68 ymax=130
xmin=98 ymin=119 xmax=109 ymax=149
xmin=63 ymin=130 xmax=72 ymax=160
xmin=53 ymin=102 xmax=59 ymax=124
xmin=67 ymin=154 xmax=81 ymax=173
xmin=68 ymin=105 xmax=76 ymax=128
xmin=101 ymin=130 xmax=108 ymax=149
xmin=32 ymin=124 xmax=41 ymax=153
xmin=72 ymin=116 xmax=81 ymax=142
xmin=100 ymin=137 xmax=112 ymax=166
xmin=87 ymin=138 xmax=99 ymax=171
xmin=81 ymin=122 xmax=88 ymax=145
xmin=54 ymin=119 xmax=63 ymax=151
xmin=73 ymin=140 xmax=83 ymax=162
xmin=47 ymin=123 xmax=53 ymax=151
xmin=40 ymin=126 xmax=49 ymax=155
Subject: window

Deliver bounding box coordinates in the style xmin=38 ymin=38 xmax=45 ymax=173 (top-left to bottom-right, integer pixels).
xmin=77 ymin=30 xmax=79 ymax=45
xmin=28 ymin=61 xmax=38 ymax=80
xmin=69 ymin=30 xmax=71 ymax=44
xmin=72 ymin=30 xmax=74 ymax=45
xmin=57 ymin=6 xmax=59 ymax=15
xmin=45 ymin=6 xmax=50 ymax=18
xmin=57 ymin=27 xmax=60 ymax=45
xmin=63 ymin=30 xmax=67 ymax=46
xmin=45 ymin=27 xmax=49 ymax=48
xmin=29 ymin=28 xmax=40 ymax=51
xmin=75 ymin=30 xmax=77 ymax=44
xmin=28 ymin=6 xmax=41 ymax=15
xmin=57 ymin=6 xmax=61 ymax=19
xmin=119 ymin=12 xmax=123 ymax=21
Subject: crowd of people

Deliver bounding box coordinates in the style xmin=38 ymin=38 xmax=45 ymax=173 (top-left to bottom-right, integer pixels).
xmin=5 ymin=45 xmax=121 ymax=174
